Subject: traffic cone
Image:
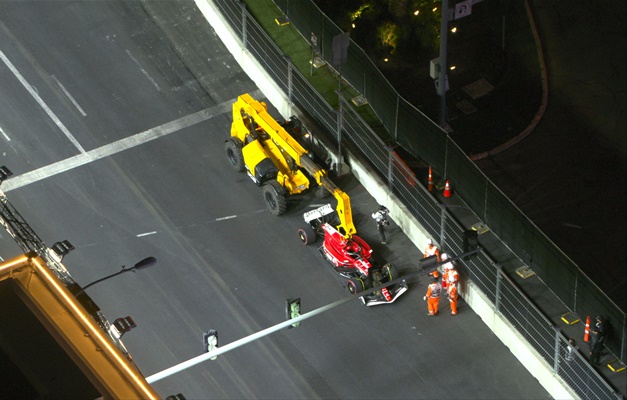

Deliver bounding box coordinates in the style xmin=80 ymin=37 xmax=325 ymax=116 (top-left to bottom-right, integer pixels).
xmin=584 ymin=315 xmax=590 ymax=342
xmin=443 ymin=180 xmax=452 ymax=198
xmin=428 ymin=166 xmax=434 ymax=192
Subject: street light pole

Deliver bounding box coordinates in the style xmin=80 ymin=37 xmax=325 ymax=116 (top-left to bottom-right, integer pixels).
xmin=74 ymin=256 xmax=157 ymax=296
xmin=438 ymin=0 xmax=449 ymax=128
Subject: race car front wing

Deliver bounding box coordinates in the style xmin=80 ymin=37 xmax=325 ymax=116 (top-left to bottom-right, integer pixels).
xmin=361 ymin=279 xmax=409 ymax=307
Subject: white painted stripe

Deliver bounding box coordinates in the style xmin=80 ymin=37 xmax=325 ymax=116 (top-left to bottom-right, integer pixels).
xmin=0 ymin=125 xmax=10 ymax=141
xmin=2 ymin=100 xmax=230 ymax=192
xmin=215 ymin=215 xmax=236 ymax=221
xmin=0 ymin=49 xmax=86 ymax=153
xmin=125 ymin=49 xmax=161 ymax=92
xmin=51 ymin=74 xmax=87 ymax=116
xmin=136 ymin=231 xmax=157 ymax=237
xmin=2 ymin=88 xmax=264 ymax=192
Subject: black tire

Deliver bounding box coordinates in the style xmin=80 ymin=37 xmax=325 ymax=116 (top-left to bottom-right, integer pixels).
xmin=315 ymin=185 xmax=331 ymax=199
xmin=225 ymin=137 xmax=245 ymax=172
xmin=347 ymin=277 xmax=365 ymax=295
xmin=382 ymin=263 xmax=398 ymax=282
xmin=298 ymin=226 xmax=317 ymax=245
xmin=262 ymin=181 xmax=287 ymax=216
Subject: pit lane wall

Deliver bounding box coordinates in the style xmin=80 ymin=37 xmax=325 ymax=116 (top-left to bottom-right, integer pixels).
xmin=193 ymin=0 xmax=576 ymax=398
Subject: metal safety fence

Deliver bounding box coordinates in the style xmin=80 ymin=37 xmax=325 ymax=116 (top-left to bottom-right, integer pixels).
xmin=210 ymin=0 xmax=625 ymax=397
xmin=267 ymin=0 xmax=627 ymax=364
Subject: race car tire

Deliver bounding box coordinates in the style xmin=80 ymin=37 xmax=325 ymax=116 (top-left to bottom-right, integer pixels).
xmin=262 ymin=181 xmax=287 ymax=216
xmin=225 ymin=137 xmax=245 ymax=172
xmin=347 ymin=277 xmax=365 ymax=295
xmin=382 ymin=263 xmax=398 ymax=282
xmin=298 ymin=226 xmax=317 ymax=245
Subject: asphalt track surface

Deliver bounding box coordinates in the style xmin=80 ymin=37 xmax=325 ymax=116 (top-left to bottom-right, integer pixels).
xmin=0 ymin=2 xmax=551 ymax=399
xmin=472 ymin=0 xmax=627 ymax=311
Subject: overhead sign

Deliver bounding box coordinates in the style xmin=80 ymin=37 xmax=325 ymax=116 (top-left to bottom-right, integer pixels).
xmin=455 ymin=0 xmax=472 ymax=19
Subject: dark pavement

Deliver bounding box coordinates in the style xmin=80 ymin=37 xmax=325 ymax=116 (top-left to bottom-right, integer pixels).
xmin=420 ymin=0 xmax=627 ymax=392
xmin=341 ymin=0 xmax=626 ymax=310
xmin=427 ymin=0 xmax=627 ymax=395
xmin=447 ymin=1 xmax=627 ymax=311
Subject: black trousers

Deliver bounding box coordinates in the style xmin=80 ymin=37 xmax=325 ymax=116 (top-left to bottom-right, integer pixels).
xmin=377 ymin=222 xmax=387 ymax=243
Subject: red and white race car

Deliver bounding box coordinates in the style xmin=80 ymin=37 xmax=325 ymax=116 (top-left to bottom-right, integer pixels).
xmin=298 ymin=204 xmax=408 ymax=306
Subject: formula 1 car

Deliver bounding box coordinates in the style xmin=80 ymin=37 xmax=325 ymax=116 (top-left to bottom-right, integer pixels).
xmin=298 ymin=204 xmax=408 ymax=306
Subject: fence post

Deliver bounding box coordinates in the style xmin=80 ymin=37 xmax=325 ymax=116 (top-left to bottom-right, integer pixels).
xmin=363 ymin=61 xmax=367 ymax=100
xmin=622 ymin=313 xmax=626 ymax=362
xmin=240 ymin=1 xmax=247 ymax=49
xmin=553 ymin=326 xmax=561 ymax=373
xmin=573 ymin=272 xmax=578 ymax=313
xmin=495 ymin=264 xmax=503 ymax=313
xmin=335 ymin=95 xmax=343 ymax=173
xmin=394 ymin=96 xmax=399 ymax=141
xmin=285 ymin=56 xmax=293 ymax=102
xmin=387 ymin=146 xmax=394 ymax=193
xmin=439 ymin=203 xmax=447 ymax=251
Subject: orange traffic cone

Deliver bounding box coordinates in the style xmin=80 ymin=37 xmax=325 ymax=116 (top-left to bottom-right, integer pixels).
xmin=584 ymin=315 xmax=590 ymax=342
xmin=443 ymin=180 xmax=452 ymax=198
xmin=428 ymin=166 xmax=434 ymax=192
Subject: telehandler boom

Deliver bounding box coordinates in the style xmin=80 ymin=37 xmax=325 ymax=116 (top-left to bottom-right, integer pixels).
xmin=225 ymin=93 xmax=355 ymax=238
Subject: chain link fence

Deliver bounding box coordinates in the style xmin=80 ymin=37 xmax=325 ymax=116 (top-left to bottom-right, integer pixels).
xmin=211 ymin=0 xmax=625 ymax=397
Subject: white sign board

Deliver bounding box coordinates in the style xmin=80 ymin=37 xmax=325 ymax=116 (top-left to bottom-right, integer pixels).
xmin=455 ymin=0 xmax=472 ymax=19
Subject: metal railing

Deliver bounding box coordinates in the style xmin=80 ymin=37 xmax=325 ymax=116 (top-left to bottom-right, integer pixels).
xmin=211 ymin=0 xmax=625 ymax=397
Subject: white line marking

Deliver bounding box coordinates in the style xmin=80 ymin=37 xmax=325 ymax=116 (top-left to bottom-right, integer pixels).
xmin=562 ymin=223 xmax=582 ymax=229
xmin=1 ymin=99 xmax=233 ymax=192
xmin=136 ymin=231 xmax=157 ymax=237
xmin=51 ymin=74 xmax=87 ymax=116
xmin=125 ymin=49 xmax=161 ymax=92
xmin=0 ymin=49 xmax=86 ymax=153
xmin=0 ymin=125 xmax=10 ymax=141
xmin=215 ymin=215 xmax=236 ymax=221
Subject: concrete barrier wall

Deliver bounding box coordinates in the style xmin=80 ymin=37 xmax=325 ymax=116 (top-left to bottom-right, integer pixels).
xmin=194 ymin=1 xmax=575 ymax=398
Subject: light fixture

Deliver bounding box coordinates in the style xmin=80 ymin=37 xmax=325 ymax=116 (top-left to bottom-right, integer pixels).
xmin=51 ymin=240 xmax=75 ymax=261
xmin=113 ymin=316 xmax=137 ymax=337
xmin=0 ymin=166 xmax=13 ymax=184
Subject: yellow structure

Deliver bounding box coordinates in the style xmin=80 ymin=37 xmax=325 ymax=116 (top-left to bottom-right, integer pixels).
xmin=228 ymin=93 xmax=356 ymax=237
xmin=0 ymin=253 xmax=159 ymax=399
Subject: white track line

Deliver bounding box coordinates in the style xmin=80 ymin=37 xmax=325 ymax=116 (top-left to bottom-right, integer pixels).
xmin=0 ymin=125 xmax=10 ymax=141
xmin=2 ymin=100 xmax=232 ymax=192
xmin=136 ymin=231 xmax=157 ymax=237
xmin=125 ymin=49 xmax=161 ymax=92
xmin=51 ymin=74 xmax=87 ymax=116
xmin=215 ymin=215 xmax=236 ymax=221
xmin=0 ymin=49 xmax=86 ymax=153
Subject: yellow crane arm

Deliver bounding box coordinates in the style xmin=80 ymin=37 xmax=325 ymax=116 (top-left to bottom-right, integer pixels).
xmin=233 ymin=93 xmax=356 ymax=238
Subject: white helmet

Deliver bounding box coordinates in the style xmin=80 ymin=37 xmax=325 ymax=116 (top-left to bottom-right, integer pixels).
xmin=446 ymin=263 xmax=454 ymax=270
xmin=441 ymin=253 xmax=449 ymax=260
xmin=426 ymin=239 xmax=433 ymax=245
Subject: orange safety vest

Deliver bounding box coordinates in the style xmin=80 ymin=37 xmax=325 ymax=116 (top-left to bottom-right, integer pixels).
xmin=424 ymin=245 xmax=440 ymax=259
xmin=447 ymin=283 xmax=458 ymax=299
xmin=447 ymin=269 xmax=459 ymax=284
